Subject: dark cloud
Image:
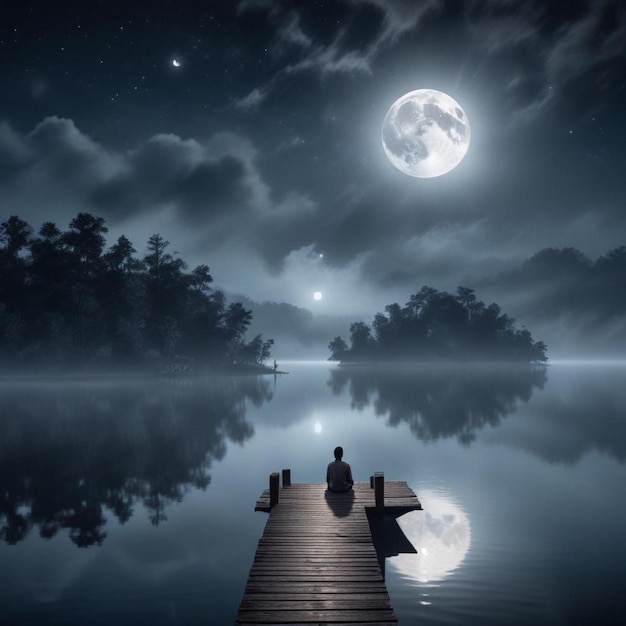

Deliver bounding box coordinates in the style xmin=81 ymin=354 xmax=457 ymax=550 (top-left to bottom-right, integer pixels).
xmin=90 ymin=134 xmax=257 ymax=226
xmin=0 ymin=122 xmax=31 ymax=179
xmin=24 ymin=116 xmax=111 ymax=183
xmin=0 ymin=117 xmax=324 ymax=277
xmin=1 ymin=0 xmax=625 ymax=352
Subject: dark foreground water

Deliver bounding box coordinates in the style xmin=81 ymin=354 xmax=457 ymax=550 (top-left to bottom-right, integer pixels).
xmin=1 ymin=361 xmax=625 ymax=625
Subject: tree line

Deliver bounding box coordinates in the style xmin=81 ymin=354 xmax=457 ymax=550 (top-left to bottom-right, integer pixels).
xmin=328 ymin=286 xmax=548 ymax=363
xmin=0 ymin=213 xmax=274 ymax=371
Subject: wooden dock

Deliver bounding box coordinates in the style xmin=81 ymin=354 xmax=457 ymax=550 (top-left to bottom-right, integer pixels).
xmin=236 ymin=472 xmax=422 ymax=625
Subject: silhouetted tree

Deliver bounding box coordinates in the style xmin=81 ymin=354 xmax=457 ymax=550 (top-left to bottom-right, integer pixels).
xmin=104 ymin=234 xmax=142 ymax=274
xmin=189 ymin=264 xmax=213 ymax=293
xmin=0 ymin=213 xmax=273 ymax=371
xmin=0 ymin=217 xmax=32 ymax=362
xmin=223 ymin=302 xmax=253 ymax=358
xmin=24 ymin=222 xmax=75 ymax=363
xmin=239 ymin=334 xmax=275 ymax=365
xmin=349 ymin=321 xmax=375 ymax=360
xmin=328 ymin=336 xmax=349 ymax=361
xmin=330 ymin=286 xmax=548 ymax=363
xmin=62 ymin=213 xmax=109 ymax=360
xmin=0 ymin=215 xmax=32 ymax=256
xmin=64 ymin=213 xmax=108 ymax=269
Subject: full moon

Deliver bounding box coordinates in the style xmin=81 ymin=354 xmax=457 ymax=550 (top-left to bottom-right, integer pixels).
xmin=313 ymin=291 xmax=322 ymax=301
xmin=382 ymin=89 xmax=470 ymax=178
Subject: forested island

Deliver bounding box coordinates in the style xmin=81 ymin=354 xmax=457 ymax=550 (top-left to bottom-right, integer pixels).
xmin=328 ymin=286 xmax=548 ymax=364
xmin=0 ymin=214 xmax=274 ymax=373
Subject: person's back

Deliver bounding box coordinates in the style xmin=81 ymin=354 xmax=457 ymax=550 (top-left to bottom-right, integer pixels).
xmin=326 ymin=446 xmax=354 ymax=492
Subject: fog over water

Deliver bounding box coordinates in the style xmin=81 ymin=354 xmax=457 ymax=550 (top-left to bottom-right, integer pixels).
xmin=1 ymin=361 xmax=625 ymax=624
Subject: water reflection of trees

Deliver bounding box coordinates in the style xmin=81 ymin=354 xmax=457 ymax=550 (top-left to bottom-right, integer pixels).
xmin=494 ymin=367 xmax=626 ymax=465
xmin=329 ymin=365 xmax=547 ymax=444
xmin=0 ymin=376 xmax=271 ymax=547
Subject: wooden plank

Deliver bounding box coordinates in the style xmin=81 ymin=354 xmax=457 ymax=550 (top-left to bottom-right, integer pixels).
xmin=244 ymin=583 xmax=390 ymax=594
xmin=240 ymin=593 xmax=391 ymax=603
xmin=240 ymin=594 xmax=391 ymax=611
xmin=238 ymin=620 xmax=396 ymax=626
xmin=236 ymin=609 xmax=397 ymax=623
xmin=237 ymin=480 xmax=421 ymax=625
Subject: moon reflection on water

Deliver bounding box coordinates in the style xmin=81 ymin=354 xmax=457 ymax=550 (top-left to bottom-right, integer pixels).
xmin=389 ymin=490 xmax=471 ymax=583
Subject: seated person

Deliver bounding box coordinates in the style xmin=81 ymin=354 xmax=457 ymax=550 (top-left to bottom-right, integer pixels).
xmin=326 ymin=446 xmax=354 ymax=492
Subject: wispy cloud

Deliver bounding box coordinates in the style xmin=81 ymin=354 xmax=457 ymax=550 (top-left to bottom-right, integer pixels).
xmin=233 ymin=27 xmax=372 ymax=110
xmin=234 ymin=86 xmax=270 ymax=111
xmin=465 ymin=0 xmax=626 ymax=118
xmin=349 ymin=0 xmax=442 ymax=45
xmin=233 ymin=0 xmax=442 ymax=110
xmin=284 ymin=32 xmax=373 ymax=76
xmin=279 ymin=13 xmax=313 ymax=49
xmin=539 ymin=1 xmax=626 ymax=106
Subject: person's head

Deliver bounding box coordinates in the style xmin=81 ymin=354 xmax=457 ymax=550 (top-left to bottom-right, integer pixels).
xmin=334 ymin=446 xmax=343 ymax=460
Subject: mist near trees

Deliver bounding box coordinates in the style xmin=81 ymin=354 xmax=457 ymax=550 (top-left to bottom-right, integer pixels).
xmin=329 ymin=286 xmax=548 ymax=363
xmin=491 ymin=246 xmax=626 ymax=319
xmin=3 ymin=211 xmax=623 ymax=365
xmin=0 ymin=214 xmax=274 ymax=371
xmin=238 ymin=245 xmax=626 ymax=360
xmin=240 ymin=296 xmax=353 ymax=358
xmin=478 ymin=246 xmax=626 ymax=355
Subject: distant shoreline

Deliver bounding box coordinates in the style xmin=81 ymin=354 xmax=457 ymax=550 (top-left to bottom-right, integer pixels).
xmin=334 ymin=359 xmax=549 ymax=367
xmin=0 ymin=362 xmax=287 ymax=381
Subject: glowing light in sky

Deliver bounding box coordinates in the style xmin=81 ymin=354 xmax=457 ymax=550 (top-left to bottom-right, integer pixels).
xmin=313 ymin=291 xmax=322 ymax=300
xmin=314 ymin=421 xmax=322 ymax=434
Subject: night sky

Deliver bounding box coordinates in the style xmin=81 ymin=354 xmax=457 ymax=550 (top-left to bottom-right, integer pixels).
xmin=2 ymin=1 xmax=626 ymax=353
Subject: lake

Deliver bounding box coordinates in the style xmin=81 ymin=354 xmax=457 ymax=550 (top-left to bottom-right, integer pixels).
xmin=1 ymin=361 xmax=625 ymax=625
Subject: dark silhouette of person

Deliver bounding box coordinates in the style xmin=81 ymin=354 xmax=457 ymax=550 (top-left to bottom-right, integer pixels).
xmin=326 ymin=446 xmax=354 ymax=492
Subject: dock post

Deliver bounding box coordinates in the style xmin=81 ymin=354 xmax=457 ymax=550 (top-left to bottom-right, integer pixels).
xmin=374 ymin=471 xmax=384 ymax=515
xmin=282 ymin=468 xmax=291 ymax=487
xmin=269 ymin=472 xmax=280 ymax=508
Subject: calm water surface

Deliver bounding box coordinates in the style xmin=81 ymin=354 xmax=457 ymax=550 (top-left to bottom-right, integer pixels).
xmin=1 ymin=361 xmax=625 ymax=625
